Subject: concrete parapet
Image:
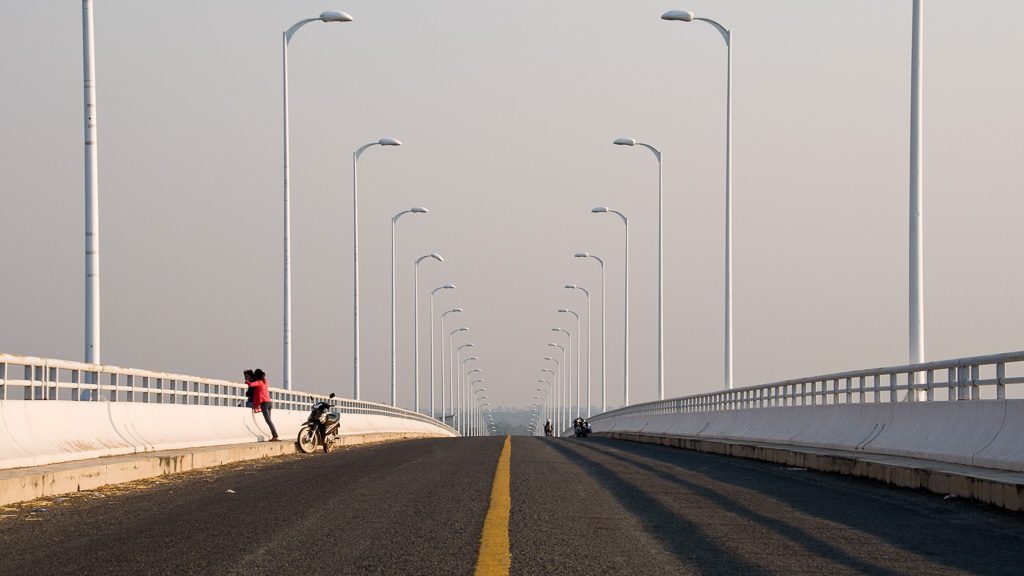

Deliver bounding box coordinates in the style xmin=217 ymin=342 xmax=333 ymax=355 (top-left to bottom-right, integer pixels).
xmin=0 ymin=432 xmax=447 ymax=507
xmin=598 ymin=431 xmax=1024 ymax=512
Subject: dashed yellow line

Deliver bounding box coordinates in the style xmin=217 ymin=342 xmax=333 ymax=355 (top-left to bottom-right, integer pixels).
xmin=474 ymin=435 xmax=512 ymax=576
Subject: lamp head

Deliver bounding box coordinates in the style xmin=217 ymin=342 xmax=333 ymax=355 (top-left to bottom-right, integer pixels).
xmin=591 ymin=207 xmax=609 ymax=213
xmin=455 ymin=327 xmax=469 ymax=333
xmin=551 ymin=328 xmax=561 ymax=332
xmin=613 ymin=137 xmax=637 ymax=146
xmin=662 ymin=9 xmax=695 ymax=21
xmin=410 ymin=207 xmax=429 ymax=214
xmin=564 ymin=284 xmax=577 ymax=289
xmin=378 ymin=137 xmax=402 ymax=146
xmin=443 ymin=284 xmax=455 ymax=290
xmin=319 ymin=11 xmax=354 ymax=22
xmin=558 ymin=308 xmax=570 ymax=314
xmin=430 ymin=253 xmax=444 ymax=262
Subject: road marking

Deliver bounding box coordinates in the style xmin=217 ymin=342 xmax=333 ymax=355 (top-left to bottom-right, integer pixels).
xmin=474 ymin=435 xmax=512 ymax=576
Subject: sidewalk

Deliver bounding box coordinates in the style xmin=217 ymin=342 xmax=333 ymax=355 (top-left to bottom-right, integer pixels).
xmin=0 ymin=431 xmax=441 ymax=507
xmin=600 ymin=431 xmax=1024 ymax=512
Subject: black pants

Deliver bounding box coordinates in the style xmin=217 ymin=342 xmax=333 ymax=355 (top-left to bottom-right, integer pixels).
xmin=261 ymin=402 xmax=279 ymax=439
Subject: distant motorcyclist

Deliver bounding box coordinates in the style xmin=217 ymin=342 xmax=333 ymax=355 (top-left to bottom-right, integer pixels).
xmin=543 ymin=419 xmax=553 ymax=436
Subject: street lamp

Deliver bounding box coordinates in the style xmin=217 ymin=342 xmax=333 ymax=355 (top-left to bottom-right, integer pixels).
xmin=565 ymin=284 xmax=593 ymax=414
xmin=544 ymin=354 xmax=562 ymax=430
xmin=613 ymin=138 xmax=665 ymax=399
xmin=552 ymin=329 xmax=572 ymax=419
xmin=557 ymin=313 xmax=580 ymax=417
xmin=549 ymin=340 xmax=568 ymax=426
xmin=592 ymin=207 xmax=629 ymax=405
xmin=460 ymin=355 xmax=479 ymax=435
xmin=662 ymin=9 xmax=733 ymax=389
xmin=457 ymin=343 xmax=476 ymax=434
xmin=429 ymin=286 xmax=456 ymax=419
xmin=575 ymin=252 xmax=606 ymax=412
xmin=82 ymin=0 xmax=103 ymax=366
xmin=449 ymin=327 xmax=470 ymax=429
xmin=538 ymin=378 xmax=552 ymax=427
xmin=352 ymin=137 xmax=402 ymax=399
xmin=414 ymin=254 xmax=443 ymax=413
xmin=391 ymin=208 xmax=428 ymax=406
xmin=281 ymin=9 xmax=353 ymax=389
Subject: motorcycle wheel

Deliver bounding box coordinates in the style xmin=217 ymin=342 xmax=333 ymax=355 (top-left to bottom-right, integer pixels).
xmin=323 ymin=434 xmax=335 ymax=453
xmin=296 ymin=426 xmax=318 ymax=454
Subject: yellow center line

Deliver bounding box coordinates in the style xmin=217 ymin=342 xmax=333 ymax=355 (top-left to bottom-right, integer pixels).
xmin=474 ymin=435 xmax=512 ymax=576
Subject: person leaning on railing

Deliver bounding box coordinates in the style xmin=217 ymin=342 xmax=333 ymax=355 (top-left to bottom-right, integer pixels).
xmin=249 ymin=369 xmax=280 ymax=442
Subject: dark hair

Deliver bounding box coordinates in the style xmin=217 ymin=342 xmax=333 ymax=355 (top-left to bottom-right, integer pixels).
xmin=252 ymin=368 xmax=266 ymax=381
xmin=243 ymin=369 xmax=254 ymax=381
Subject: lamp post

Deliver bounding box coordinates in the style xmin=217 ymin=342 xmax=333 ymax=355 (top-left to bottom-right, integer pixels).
xmin=557 ymin=313 xmax=580 ymax=417
xmin=545 ymin=350 xmax=563 ymax=431
xmin=391 ymin=208 xmax=428 ymax=406
xmin=472 ymin=385 xmax=486 ymax=436
xmin=662 ymin=9 xmax=733 ymax=389
xmin=464 ymin=364 xmax=483 ymax=432
xmin=538 ymin=379 xmax=552 ymax=426
xmin=82 ymin=0 xmax=102 ymax=366
xmin=448 ymin=326 xmax=469 ymax=429
xmin=281 ymin=10 xmax=353 ymax=389
xmin=613 ymin=138 xmax=664 ymax=399
xmin=414 ymin=254 xmax=444 ymax=413
xmin=549 ymin=337 xmax=569 ymax=424
xmin=457 ymin=344 xmax=476 ymax=434
xmin=565 ymin=285 xmax=592 ymax=415
xmin=429 ymin=286 xmax=456 ymax=419
xmin=460 ymin=356 xmax=480 ymax=435
xmin=592 ymin=207 xmax=629 ymax=405
xmin=575 ymin=253 xmax=606 ymax=412
xmin=352 ymin=137 xmax=402 ymax=399
xmin=541 ymin=366 xmax=558 ymax=430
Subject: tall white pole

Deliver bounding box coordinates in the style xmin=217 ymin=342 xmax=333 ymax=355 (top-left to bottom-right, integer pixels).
xmin=429 ymin=291 xmax=436 ymax=418
xmin=585 ymin=292 xmax=592 ymax=416
xmin=390 ymin=217 xmax=397 ymax=406
xmin=282 ymin=28 xmax=291 ymax=390
xmin=82 ymin=0 xmax=100 ymax=366
xmin=575 ymin=315 xmax=581 ymax=416
xmin=600 ymin=262 xmax=606 ymax=412
xmin=440 ymin=313 xmax=449 ymax=423
xmin=622 ymin=216 xmax=630 ymax=406
xmin=414 ymin=257 xmax=441 ymax=414
xmin=391 ymin=210 xmax=427 ymax=407
xmin=909 ymin=0 xmax=924 ymax=373
xmin=414 ymin=261 xmax=420 ymax=412
xmin=352 ymin=150 xmax=361 ymax=399
xmin=724 ymin=28 xmax=734 ymax=391
xmin=657 ymin=152 xmax=664 ymax=400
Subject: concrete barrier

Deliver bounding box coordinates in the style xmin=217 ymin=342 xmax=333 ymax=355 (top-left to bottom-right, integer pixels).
xmin=0 ymin=400 xmax=455 ymax=471
xmin=591 ymin=400 xmax=1024 ymax=473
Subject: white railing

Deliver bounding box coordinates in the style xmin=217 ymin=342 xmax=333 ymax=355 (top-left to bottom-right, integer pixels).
xmin=0 ymin=353 xmax=456 ymax=434
xmin=591 ymin=351 xmax=1024 ymax=422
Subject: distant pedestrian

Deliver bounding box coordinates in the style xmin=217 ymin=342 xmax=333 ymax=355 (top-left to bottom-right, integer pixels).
xmin=249 ymin=368 xmax=279 ymax=441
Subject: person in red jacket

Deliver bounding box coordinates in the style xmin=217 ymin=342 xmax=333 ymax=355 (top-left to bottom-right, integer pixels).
xmin=249 ymin=368 xmax=279 ymax=441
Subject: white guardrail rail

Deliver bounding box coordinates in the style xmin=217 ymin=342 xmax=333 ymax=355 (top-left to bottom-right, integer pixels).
xmin=591 ymin=351 xmax=1024 ymax=422
xmin=0 ymin=353 xmax=456 ymax=434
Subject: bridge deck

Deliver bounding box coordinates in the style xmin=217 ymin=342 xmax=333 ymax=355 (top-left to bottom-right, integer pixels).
xmin=1 ymin=437 xmax=1021 ymax=575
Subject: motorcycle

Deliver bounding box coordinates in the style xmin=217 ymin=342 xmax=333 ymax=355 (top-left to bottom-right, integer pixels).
xmin=297 ymin=393 xmax=342 ymax=453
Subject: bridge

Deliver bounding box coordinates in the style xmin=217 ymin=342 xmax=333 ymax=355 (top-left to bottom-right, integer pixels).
xmin=1 ymin=351 xmax=1022 ymax=575
xmin=5 ymin=1 xmax=1024 ymax=574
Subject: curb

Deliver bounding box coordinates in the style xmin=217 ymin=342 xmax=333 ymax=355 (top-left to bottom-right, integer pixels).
xmin=599 ymin=432 xmax=1024 ymax=512
xmin=0 ymin=432 xmax=446 ymax=507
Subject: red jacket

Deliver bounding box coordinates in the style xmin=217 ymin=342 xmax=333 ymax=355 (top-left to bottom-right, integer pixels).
xmin=249 ymin=379 xmax=271 ymax=412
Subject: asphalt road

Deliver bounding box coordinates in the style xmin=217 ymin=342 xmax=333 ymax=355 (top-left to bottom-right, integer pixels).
xmin=2 ymin=436 xmax=1022 ymax=575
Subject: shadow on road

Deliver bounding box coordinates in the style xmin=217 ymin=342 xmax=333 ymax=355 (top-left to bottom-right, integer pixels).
xmin=563 ymin=438 xmax=1024 ymax=576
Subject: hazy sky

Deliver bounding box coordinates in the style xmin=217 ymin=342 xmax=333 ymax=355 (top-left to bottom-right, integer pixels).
xmin=2 ymin=1 xmax=1023 ymax=411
